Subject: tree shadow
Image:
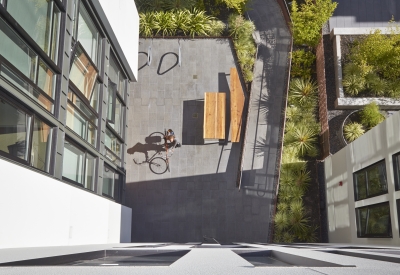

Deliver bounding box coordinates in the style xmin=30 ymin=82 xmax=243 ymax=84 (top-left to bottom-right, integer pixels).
xmin=157 ymin=52 xmax=179 ymax=75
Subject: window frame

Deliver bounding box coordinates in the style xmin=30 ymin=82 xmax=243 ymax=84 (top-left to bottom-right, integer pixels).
xmin=66 ymin=86 xmax=99 ymax=148
xmin=0 ymin=89 xmax=54 ymax=173
xmin=104 ymin=127 xmax=123 ymax=166
xmin=102 ymin=164 xmax=123 ymax=202
xmin=353 ymin=160 xmax=388 ymax=201
xmin=62 ymin=136 xmax=97 ymax=191
xmin=355 ymin=202 xmax=392 ymax=238
xmin=392 ymin=152 xmax=400 ymax=191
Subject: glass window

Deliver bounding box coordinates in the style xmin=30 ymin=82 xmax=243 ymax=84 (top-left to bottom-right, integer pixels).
xmin=392 ymin=153 xmax=400 ymax=191
xmin=102 ymin=165 xmax=122 ymax=201
xmin=76 ymin=2 xmax=102 ymax=65
xmin=31 ymin=116 xmax=53 ymax=172
xmin=0 ymin=94 xmax=53 ymax=172
xmin=108 ymin=54 xmax=127 ymax=99
xmin=105 ymin=128 xmax=121 ymax=165
xmin=62 ymin=139 xmax=96 ymax=190
xmin=108 ymin=97 xmax=123 ymax=137
xmin=7 ymin=0 xmax=60 ymax=62
xmin=353 ymin=160 xmax=387 ymax=200
xmin=356 ymin=202 xmax=392 ymax=238
xmin=66 ymin=89 xmax=97 ymax=147
xmin=70 ymin=45 xmax=98 ymax=100
xmin=0 ymin=18 xmax=55 ymax=112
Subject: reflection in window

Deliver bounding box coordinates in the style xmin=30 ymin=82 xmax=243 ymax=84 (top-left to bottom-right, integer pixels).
xmin=70 ymin=45 xmax=98 ymax=101
xmin=392 ymin=153 xmax=400 ymax=191
xmin=108 ymin=54 xmax=127 ymax=99
xmin=356 ymin=202 xmax=392 ymax=238
xmin=105 ymin=128 xmax=121 ymax=165
xmin=353 ymin=160 xmax=387 ymax=200
xmin=62 ymin=139 xmax=96 ymax=190
xmin=0 ymin=18 xmax=55 ymax=112
xmin=66 ymin=89 xmax=97 ymax=146
xmin=76 ymin=2 xmax=102 ymax=65
xmin=103 ymin=165 xmax=121 ymax=201
xmin=0 ymin=98 xmax=31 ymax=162
xmin=31 ymin=116 xmax=53 ymax=172
xmin=0 ymin=94 xmax=53 ymax=173
xmin=7 ymin=0 xmax=60 ymax=62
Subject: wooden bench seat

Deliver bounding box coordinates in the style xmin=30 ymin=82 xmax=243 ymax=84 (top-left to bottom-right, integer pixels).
xmin=203 ymin=92 xmax=226 ymax=139
xmin=230 ymin=67 xmax=245 ymax=142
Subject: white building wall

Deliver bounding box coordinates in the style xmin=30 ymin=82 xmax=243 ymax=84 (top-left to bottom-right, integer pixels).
xmin=0 ymin=158 xmax=132 ymax=249
xmin=98 ymin=0 xmax=139 ymax=80
xmin=325 ymin=111 xmax=400 ymax=246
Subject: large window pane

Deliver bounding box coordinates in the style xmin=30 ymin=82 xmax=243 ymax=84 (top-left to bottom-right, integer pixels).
xmin=0 ymin=18 xmax=37 ymax=81
xmin=353 ymin=160 xmax=387 ymax=200
xmin=103 ymin=166 xmax=114 ymax=198
xmin=7 ymin=0 xmax=60 ymax=62
xmin=105 ymin=128 xmax=121 ymax=159
xmin=77 ymin=2 xmax=101 ymax=65
xmin=393 ymin=153 xmax=400 ymax=191
xmin=356 ymin=202 xmax=392 ymax=237
xmin=84 ymin=153 xmax=96 ymax=190
xmin=31 ymin=116 xmax=52 ymax=172
xmin=66 ymin=90 xmax=97 ymax=146
xmin=70 ymin=45 xmax=98 ymax=100
xmin=63 ymin=141 xmax=85 ymax=184
xmin=108 ymin=54 xmax=126 ymax=99
xmin=109 ymin=97 xmax=123 ymax=136
xmin=0 ymin=97 xmax=31 ymax=162
xmin=37 ymin=60 xmax=55 ymax=97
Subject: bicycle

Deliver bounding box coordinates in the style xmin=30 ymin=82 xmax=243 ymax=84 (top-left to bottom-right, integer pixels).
xmin=133 ymin=130 xmax=178 ymax=174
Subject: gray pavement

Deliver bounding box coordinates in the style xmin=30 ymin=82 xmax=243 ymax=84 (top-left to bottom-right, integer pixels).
xmin=125 ymin=0 xmax=290 ymax=243
xmin=241 ymin=0 xmax=291 ymax=219
xmin=329 ymin=0 xmax=400 ymax=30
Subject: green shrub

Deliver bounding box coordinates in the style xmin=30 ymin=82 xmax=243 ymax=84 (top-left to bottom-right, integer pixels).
xmin=207 ymin=20 xmax=226 ymax=36
xmin=343 ymin=122 xmax=364 ymax=142
xmin=163 ymin=0 xmax=196 ymax=10
xmin=216 ymin=0 xmax=248 ymax=14
xmin=365 ymin=73 xmax=387 ymax=97
xmin=290 ymin=50 xmax=316 ymax=78
xmin=284 ymin=125 xmax=319 ymax=157
xmin=291 ymin=0 xmax=338 ymax=47
xmin=360 ymin=102 xmax=385 ymax=129
xmin=154 ymin=11 xmax=177 ymax=36
xmin=288 ymin=78 xmax=318 ymax=106
xmin=342 ymin=73 xmax=365 ymax=96
xmin=137 ymin=0 xmax=165 ymax=12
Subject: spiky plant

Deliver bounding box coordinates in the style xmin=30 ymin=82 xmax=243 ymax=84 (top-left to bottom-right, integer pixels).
xmin=277 ymin=202 xmax=289 ymax=212
xmin=293 ymin=169 xmax=311 ymax=190
xmin=187 ymin=9 xmax=211 ymax=37
xmin=288 ymin=78 xmax=318 ymax=106
xmin=297 ymin=225 xmax=318 ymax=242
xmin=174 ymin=10 xmax=191 ymax=35
xmin=343 ymin=122 xmax=365 ymax=142
xmin=284 ymin=125 xmax=319 ymax=157
xmin=291 ymin=185 xmax=305 ymax=201
xmin=282 ymin=231 xmax=295 ymax=243
xmin=343 ymin=73 xmax=366 ymax=96
xmin=386 ymin=80 xmax=400 ymax=98
xmin=366 ymin=73 xmax=387 ymax=97
xmin=288 ymin=208 xmax=310 ymax=236
xmin=360 ymin=102 xmax=385 ymax=129
xmin=139 ymin=12 xmax=157 ymax=37
xmin=281 ymin=146 xmax=302 ymax=164
xmin=207 ymin=20 xmax=226 ymax=36
xmin=285 ymin=105 xmax=301 ymax=122
xmin=274 ymin=211 xmax=289 ymax=231
xmin=153 ymin=11 xmax=177 ymax=36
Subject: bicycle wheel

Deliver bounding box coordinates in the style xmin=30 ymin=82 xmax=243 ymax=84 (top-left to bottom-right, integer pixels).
xmin=149 ymin=157 xmax=168 ymax=174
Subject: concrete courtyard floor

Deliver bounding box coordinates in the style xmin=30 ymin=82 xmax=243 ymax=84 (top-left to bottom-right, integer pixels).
xmin=125 ymin=39 xmax=271 ymax=243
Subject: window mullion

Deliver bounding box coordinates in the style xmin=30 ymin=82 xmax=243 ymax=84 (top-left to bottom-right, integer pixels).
xmin=27 ymin=115 xmax=35 ymax=166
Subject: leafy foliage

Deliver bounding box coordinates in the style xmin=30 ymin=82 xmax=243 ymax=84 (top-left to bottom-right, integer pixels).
xmin=228 ymin=14 xmax=256 ymax=82
xmin=359 ymin=102 xmax=385 ymax=129
xmin=290 ymin=49 xmax=316 ymax=79
xmin=343 ymin=122 xmax=365 ymax=142
xmin=291 ymin=0 xmax=338 ymax=46
xmin=137 ymin=0 xmax=196 ymax=12
xmin=288 ymin=78 xmax=318 ymax=107
xmin=139 ymin=10 xmax=223 ymax=37
xmin=216 ymin=0 xmax=248 ymax=14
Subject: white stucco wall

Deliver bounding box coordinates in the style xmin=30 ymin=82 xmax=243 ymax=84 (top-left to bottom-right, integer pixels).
xmin=325 ymin=111 xmax=400 ymax=246
xmin=0 ymin=158 xmax=132 ymax=249
xmin=98 ymin=0 xmax=139 ymax=81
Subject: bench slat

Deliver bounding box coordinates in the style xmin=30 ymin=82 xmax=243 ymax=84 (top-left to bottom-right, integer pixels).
xmin=203 ymin=92 xmax=226 ymax=139
xmin=230 ymin=68 xmax=245 ymax=142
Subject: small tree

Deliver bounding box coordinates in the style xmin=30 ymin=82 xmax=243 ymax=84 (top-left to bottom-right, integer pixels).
xmin=291 ymin=0 xmax=338 ymax=47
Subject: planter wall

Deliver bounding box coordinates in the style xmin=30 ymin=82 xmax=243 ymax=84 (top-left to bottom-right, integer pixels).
xmin=332 ymin=28 xmax=400 ymax=109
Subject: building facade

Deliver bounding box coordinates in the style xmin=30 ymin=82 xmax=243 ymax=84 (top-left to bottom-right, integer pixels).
xmin=0 ymin=0 xmax=138 ymax=248
xmin=325 ymin=111 xmax=400 ymax=246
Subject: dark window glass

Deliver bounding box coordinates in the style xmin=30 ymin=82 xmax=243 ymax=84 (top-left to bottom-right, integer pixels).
xmin=0 ymin=18 xmax=55 ymax=112
xmin=66 ymin=89 xmax=97 ymax=146
xmin=392 ymin=153 xmax=400 ymax=191
xmin=108 ymin=54 xmax=126 ymax=99
xmin=397 ymin=200 xmax=400 ymax=237
xmin=102 ymin=165 xmax=122 ymax=201
xmin=7 ymin=0 xmax=60 ymax=62
xmin=70 ymin=45 xmax=98 ymax=100
xmin=356 ymin=202 xmax=392 ymax=238
xmin=62 ymin=139 xmax=96 ymax=190
xmin=0 ymin=94 xmax=53 ymax=172
xmin=353 ymin=160 xmax=387 ymax=200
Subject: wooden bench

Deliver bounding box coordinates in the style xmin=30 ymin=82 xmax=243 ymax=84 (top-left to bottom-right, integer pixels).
xmin=230 ymin=68 xmax=245 ymax=142
xmin=203 ymin=92 xmax=226 ymax=139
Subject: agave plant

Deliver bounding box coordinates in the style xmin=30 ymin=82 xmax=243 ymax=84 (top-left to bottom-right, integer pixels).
xmin=288 ymin=78 xmax=318 ymax=107
xmin=343 ymin=122 xmax=365 ymax=142
xmin=284 ymin=125 xmax=319 ymax=157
